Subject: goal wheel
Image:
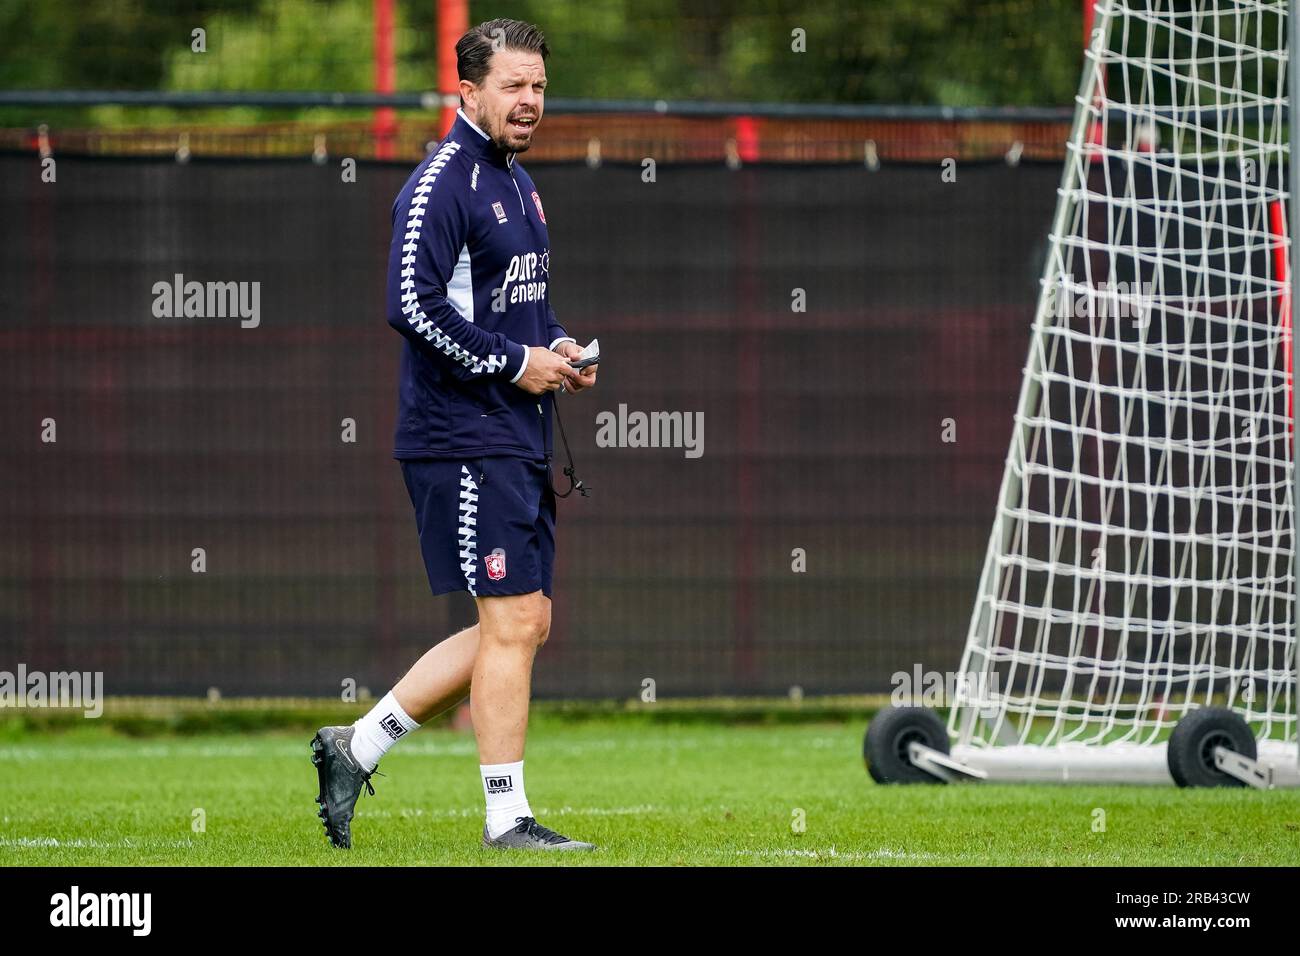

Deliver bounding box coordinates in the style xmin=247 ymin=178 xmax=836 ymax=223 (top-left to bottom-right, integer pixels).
xmin=1167 ymin=708 xmax=1257 ymax=788
xmin=864 ymin=707 xmax=950 ymax=784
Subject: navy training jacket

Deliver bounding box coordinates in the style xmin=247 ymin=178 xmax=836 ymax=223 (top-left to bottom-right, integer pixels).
xmin=386 ymin=108 xmax=574 ymax=461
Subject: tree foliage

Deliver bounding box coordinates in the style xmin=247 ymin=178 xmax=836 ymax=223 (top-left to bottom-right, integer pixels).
xmin=0 ymin=0 xmax=1084 ymax=127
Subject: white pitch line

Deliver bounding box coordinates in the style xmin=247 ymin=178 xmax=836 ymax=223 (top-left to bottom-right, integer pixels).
xmin=0 ymin=836 xmax=196 ymax=850
xmin=712 ymin=846 xmax=937 ymax=862
xmin=362 ymin=803 xmax=666 ymax=820
xmin=0 ymin=736 xmax=673 ymax=762
xmin=0 ymin=731 xmax=844 ymax=763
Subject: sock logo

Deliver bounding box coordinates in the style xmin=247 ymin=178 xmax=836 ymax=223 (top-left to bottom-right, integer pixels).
xmin=379 ymin=713 xmax=406 ymax=740
xmin=485 ymin=774 xmax=513 ymax=793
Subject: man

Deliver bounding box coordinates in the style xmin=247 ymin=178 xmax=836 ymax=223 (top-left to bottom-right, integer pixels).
xmin=311 ymin=18 xmax=598 ymax=852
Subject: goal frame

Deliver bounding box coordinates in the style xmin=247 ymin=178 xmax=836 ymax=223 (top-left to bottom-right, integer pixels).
xmin=944 ymin=0 xmax=1300 ymax=786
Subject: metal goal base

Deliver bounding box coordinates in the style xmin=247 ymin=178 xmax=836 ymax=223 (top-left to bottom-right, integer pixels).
xmin=950 ymin=740 xmax=1300 ymax=788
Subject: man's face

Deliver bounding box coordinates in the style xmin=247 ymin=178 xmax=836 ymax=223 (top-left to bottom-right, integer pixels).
xmin=462 ymin=48 xmax=546 ymax=154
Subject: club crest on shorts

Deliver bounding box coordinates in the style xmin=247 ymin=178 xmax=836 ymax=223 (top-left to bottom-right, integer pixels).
xmin=531 ymin=190 xmax=546 ymax=223
xmin=485 ymin=548 xmax=507 ymax=581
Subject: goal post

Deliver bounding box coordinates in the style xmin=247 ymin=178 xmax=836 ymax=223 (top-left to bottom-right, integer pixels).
xmin=1291 ymin=0 xmax=1300 ymax=776
xmin=944 ymin=0 xmax=1300 ymax=785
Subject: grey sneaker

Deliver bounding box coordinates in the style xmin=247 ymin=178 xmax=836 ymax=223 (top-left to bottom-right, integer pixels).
xmin=482 ymin=816 xmax=597 ymax=851
xmin=311 ymin=725 xmax=382 ymax=849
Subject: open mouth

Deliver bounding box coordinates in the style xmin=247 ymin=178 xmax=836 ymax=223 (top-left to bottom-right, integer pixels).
xmin=508 ymin=115 xmax=536 ymax=134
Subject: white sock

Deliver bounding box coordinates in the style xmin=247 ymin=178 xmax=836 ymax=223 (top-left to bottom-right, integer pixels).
xmin=481 ymin=760 xmax=533 ymax=838
xmin=350 ymin=691 xmax=421 ymax=773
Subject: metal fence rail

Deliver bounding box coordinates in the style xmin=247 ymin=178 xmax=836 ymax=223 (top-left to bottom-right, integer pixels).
xmin=0 ymin=90 xmax=1075 ymax=121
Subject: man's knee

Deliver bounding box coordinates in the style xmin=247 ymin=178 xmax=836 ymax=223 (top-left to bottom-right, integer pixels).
xmin=478 ymin=591 xmax=551 ymax=649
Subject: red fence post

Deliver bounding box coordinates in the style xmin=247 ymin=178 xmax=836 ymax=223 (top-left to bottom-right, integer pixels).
xmin=437 ymin=0 xmax=469 ymax=138
xmin=373 ymin=0 xmax=397 ymax=160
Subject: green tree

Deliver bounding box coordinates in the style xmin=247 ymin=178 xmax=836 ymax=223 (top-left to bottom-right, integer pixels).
xmin=0 ymin=0 xmax=1085 ymax=128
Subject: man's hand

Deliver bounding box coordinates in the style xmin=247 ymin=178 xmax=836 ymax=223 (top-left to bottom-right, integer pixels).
xmin=554 ymin=341 xmax=598 ymax=393
xmin=516 ymin=346 xmax=582 ymax=396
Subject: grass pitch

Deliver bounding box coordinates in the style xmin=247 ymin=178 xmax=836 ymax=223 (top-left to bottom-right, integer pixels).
xmin=2 ymin=711 xmax=1299 ymax=866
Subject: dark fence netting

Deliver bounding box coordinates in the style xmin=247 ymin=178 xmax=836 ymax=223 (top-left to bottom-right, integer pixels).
xmin=0 ymin=151 xmax=1058 ymax=697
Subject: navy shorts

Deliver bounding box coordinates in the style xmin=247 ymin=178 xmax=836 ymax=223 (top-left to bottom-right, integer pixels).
xmin=400 ymin=456 xmax=556 ymax=599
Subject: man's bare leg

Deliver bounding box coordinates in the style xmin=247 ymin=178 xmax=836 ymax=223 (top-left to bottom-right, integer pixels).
xmin=472 ymin=591 xmax=550 ymax=764
xmin=471 ymin=591 xmax=593 ymax=849
xmin=391 ymin=623 xmax=481 ymax=724
xmin=341 ymin=623 xmax=479 ymax=774
xmin=472 ymin=589 xmax=599 ymax=848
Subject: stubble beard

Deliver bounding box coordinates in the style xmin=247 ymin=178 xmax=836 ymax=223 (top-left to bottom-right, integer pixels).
xmin=494 ymin=126 xmax=534 ymax=155
xmin=493 ymin=110 xmax=537 ymax=155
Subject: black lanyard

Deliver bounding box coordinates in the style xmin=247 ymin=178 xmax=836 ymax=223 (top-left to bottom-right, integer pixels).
xmin=547 ymin=392 xmax=590 ymax=498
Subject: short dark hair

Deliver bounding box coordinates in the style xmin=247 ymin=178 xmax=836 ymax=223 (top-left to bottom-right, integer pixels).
xmin=456 ymin=18 xmax=549 ymax=104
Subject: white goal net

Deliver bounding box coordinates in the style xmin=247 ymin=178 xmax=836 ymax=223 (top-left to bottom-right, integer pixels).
xmin=947 ymin=0 xmax=1299 ymax=782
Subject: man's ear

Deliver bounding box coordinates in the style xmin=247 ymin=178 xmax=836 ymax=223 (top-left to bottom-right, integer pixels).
xmin=458 ymin=79 xmax=478 ymax=112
